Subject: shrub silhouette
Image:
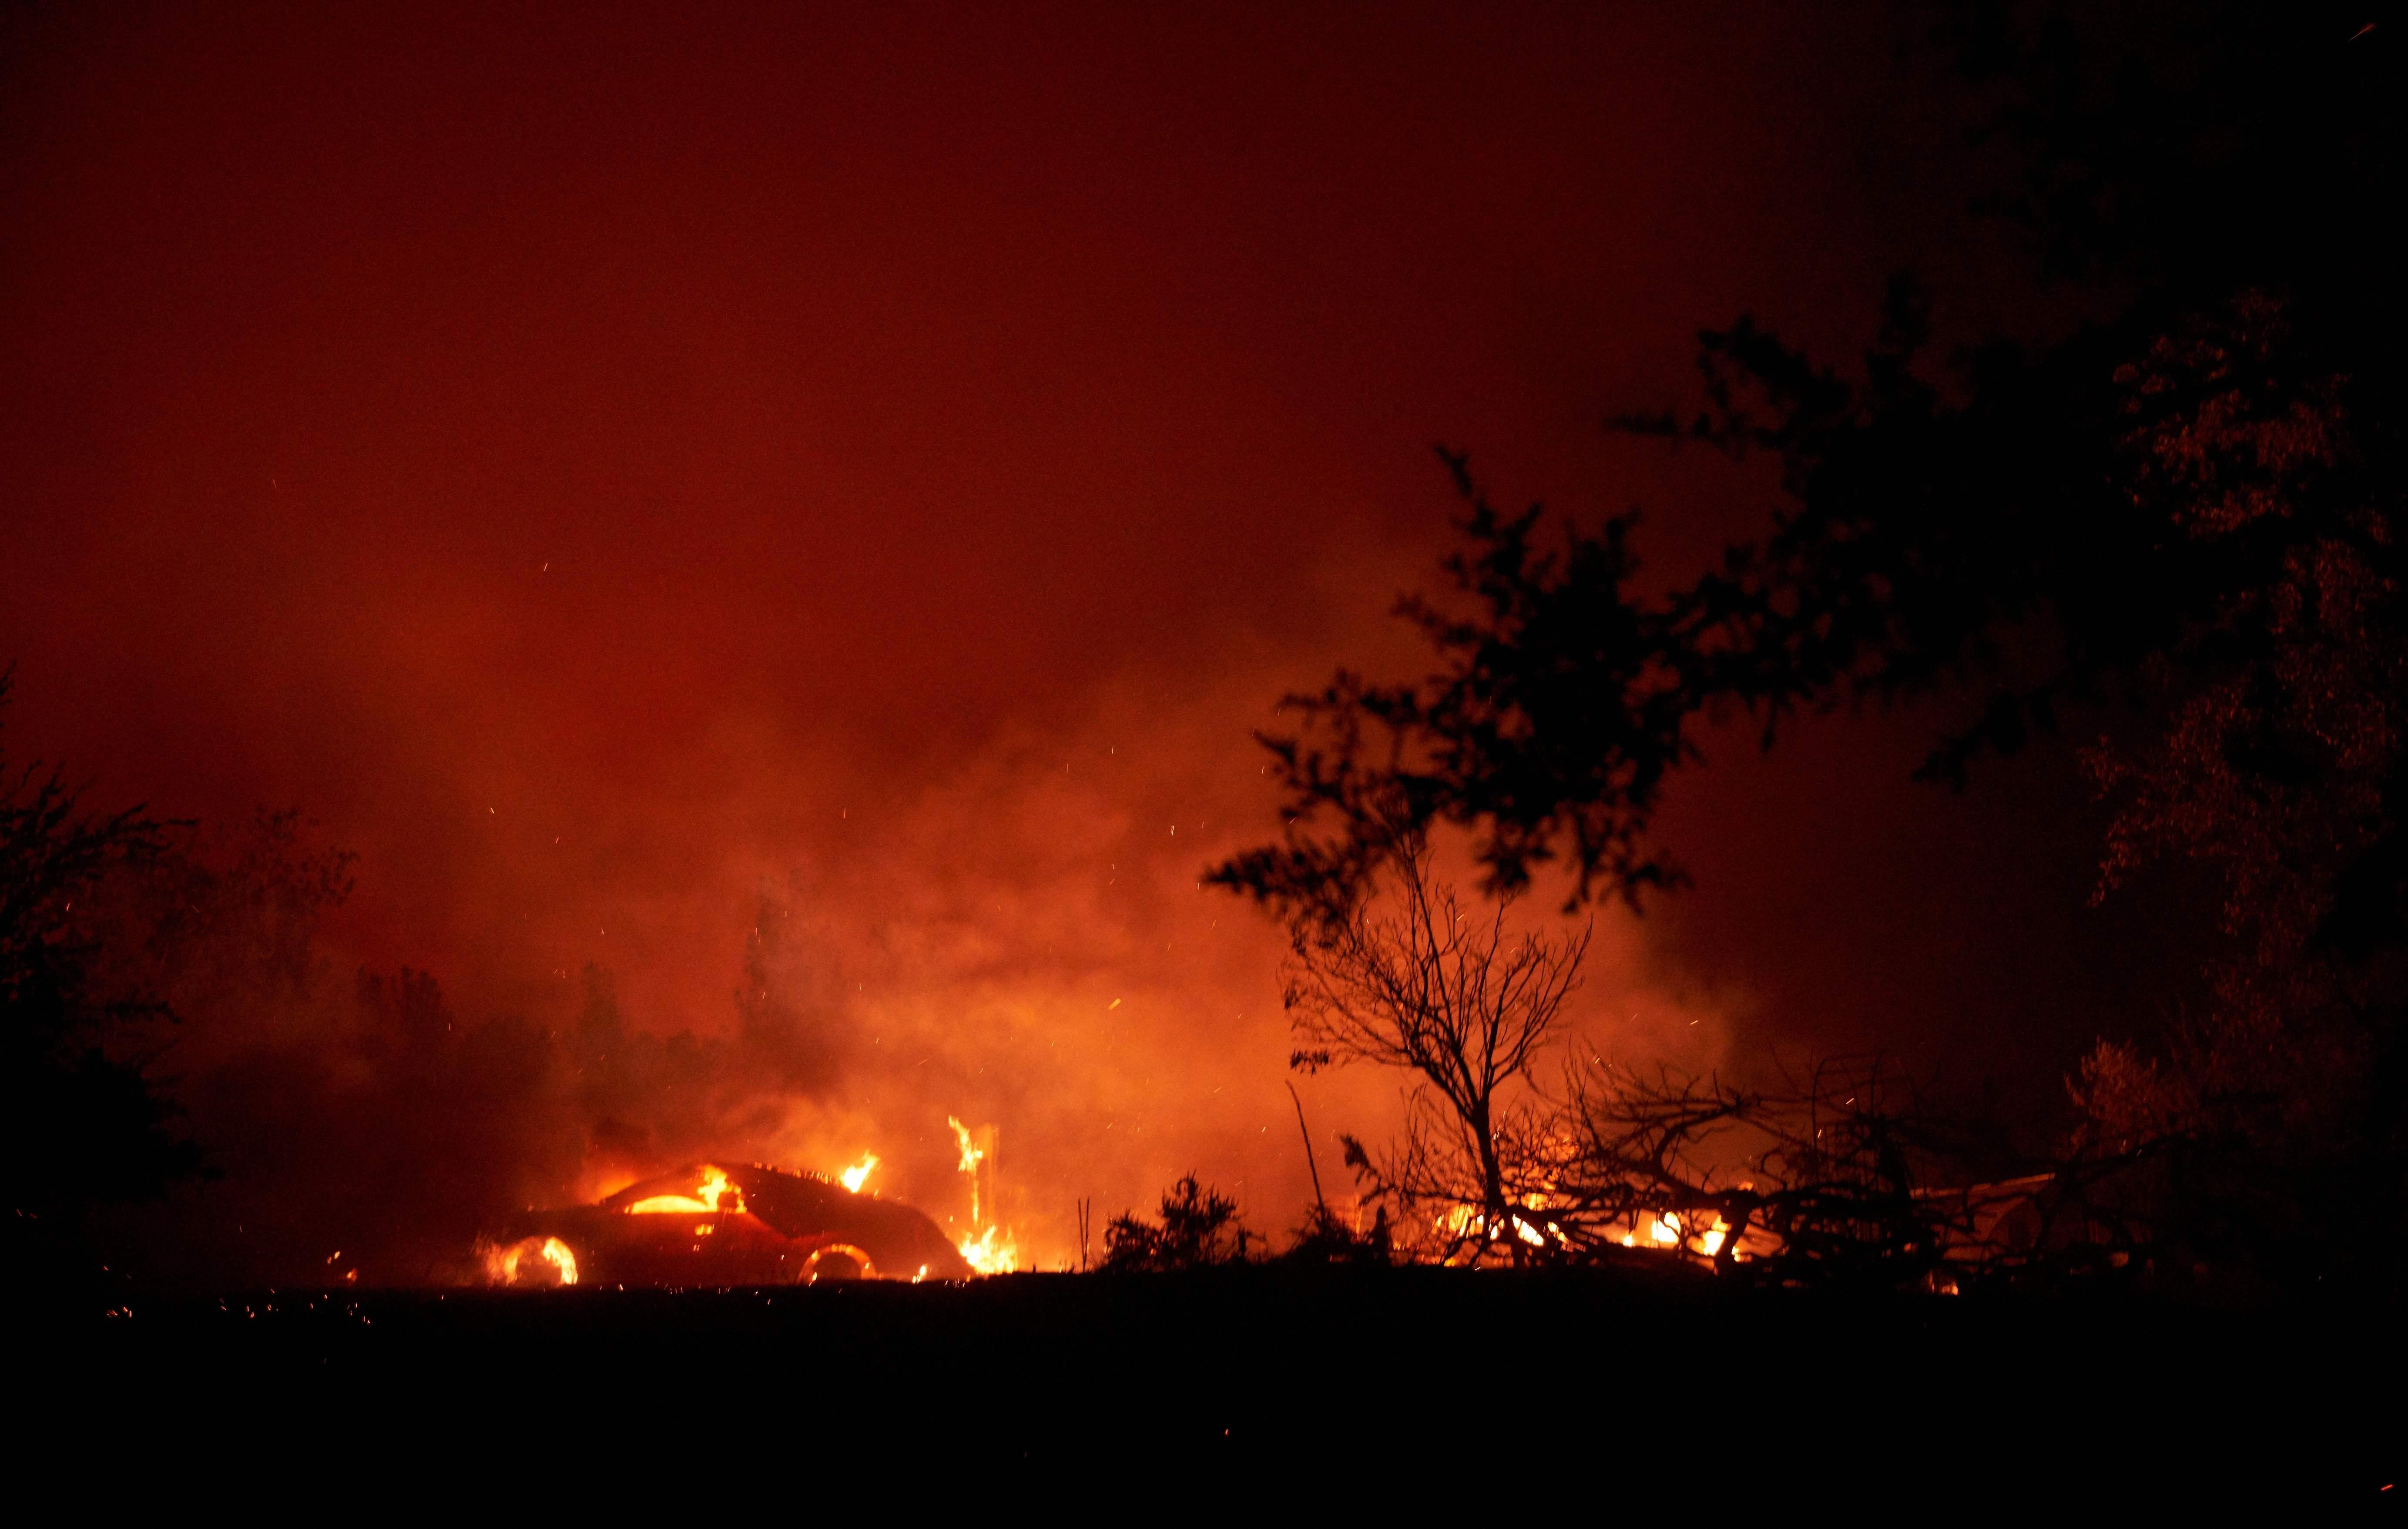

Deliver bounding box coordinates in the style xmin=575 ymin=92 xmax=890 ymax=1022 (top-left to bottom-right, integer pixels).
xmin=1100 ymin=1175 xmax=1257 ymax=1271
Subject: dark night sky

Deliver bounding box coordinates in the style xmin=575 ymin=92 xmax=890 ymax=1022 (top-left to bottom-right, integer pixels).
xmin=0 ymin=3 xmax=2157 ymax=1251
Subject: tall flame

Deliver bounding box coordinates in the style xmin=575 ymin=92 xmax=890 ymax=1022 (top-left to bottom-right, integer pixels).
xmin=947 ymin=1115 xmax=1016 ymax=1271
xmin=947 ymin=1116 xmax=984 ymax=1227
xmin=838 ymin=1153 xmax=879 ymax=1194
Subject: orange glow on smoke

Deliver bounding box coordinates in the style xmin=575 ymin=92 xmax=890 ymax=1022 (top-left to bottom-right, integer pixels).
xmin=0 ymin=7 xmax=2044 ymax=1301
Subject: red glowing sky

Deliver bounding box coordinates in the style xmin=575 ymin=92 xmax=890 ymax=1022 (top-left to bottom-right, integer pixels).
xmin=1 ymin=4 xmax=2155 ymax=1240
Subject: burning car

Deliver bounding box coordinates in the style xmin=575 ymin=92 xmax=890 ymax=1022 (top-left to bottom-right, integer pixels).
xmin=484 ymin=1162 xmax=973 ymax=1286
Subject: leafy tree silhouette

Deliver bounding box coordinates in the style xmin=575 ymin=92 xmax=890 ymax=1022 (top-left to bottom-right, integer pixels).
xmin=1213 ymin=6 xmax=2401 ymax=913
xmin=1211 ymin=7 xmax=2408 ymax=1287
xmin=1 ymin=671 xmax=203 ymax=1298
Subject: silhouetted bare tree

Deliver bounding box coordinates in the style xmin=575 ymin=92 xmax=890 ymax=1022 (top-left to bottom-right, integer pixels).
xmin=1282 ymin=813 xmax=1589 ymax=1263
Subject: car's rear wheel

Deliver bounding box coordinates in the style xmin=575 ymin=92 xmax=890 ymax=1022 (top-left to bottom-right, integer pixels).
xmin=800 ymin=1242 xmax=875 ymax=1283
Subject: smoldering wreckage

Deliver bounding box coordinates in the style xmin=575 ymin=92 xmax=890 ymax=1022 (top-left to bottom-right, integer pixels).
xmin=482 ymin=1114 xmax=1009 ymax=1288
xmin=483 ymin=1162 xmax=972 ymax=1287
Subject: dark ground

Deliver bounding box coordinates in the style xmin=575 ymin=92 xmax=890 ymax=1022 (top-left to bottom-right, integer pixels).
xmin=16 ymin=1266 xmax=2398 ymax=1507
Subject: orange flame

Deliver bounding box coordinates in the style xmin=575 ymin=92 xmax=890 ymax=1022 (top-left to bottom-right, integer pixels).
xmin=484 ymin=1235 xmax=579 ymax=1286
xmin=1439 ymin=1201 xmax=1555 ymax=1254
xmin=946 ymin=1116 xmax=985 ymax=1227
xmin=1614 ymin=1211 xmax=1729 ymax=1257
xmin=626 ymin=1194 xmax=711 ymax=1213
xmin=626 ymin=1164 xmax=743 ymax=1216
xmin=957 ymin=1224 xmax=1017 ymax=1275
xmin=838 ymin=1153 xmax=879 ymax=1194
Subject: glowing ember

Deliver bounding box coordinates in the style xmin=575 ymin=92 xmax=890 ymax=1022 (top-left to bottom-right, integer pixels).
xmin=838 ymin=1153 xmax=879 ymax=1194
xmin=957 ymin=1224 xmax=1018 ymax=1274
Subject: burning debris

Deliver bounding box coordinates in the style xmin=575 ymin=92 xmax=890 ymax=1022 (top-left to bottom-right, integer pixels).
xmin=485 ymin=1162 xmax=971 ymax=1286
